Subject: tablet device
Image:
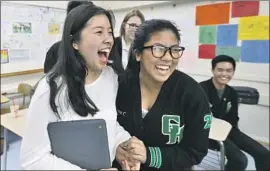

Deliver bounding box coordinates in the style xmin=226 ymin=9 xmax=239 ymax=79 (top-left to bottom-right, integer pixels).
xmin=47 ymin=119 xmax=111 ymax=170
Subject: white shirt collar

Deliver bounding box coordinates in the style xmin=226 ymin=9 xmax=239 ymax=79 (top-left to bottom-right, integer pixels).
xmin=121 ymin=37 xmax=130 ymax=51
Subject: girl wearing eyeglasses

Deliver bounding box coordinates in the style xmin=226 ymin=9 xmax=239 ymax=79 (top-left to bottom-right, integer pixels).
xmin=114 ymin=19 xmax=212 ymax=171
xmin=108 ymin=10 xmax=145 ymax=74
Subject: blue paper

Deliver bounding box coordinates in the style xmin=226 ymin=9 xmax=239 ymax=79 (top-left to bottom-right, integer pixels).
xmin=217 ymin=24 xmax=238 ymax=46
xmin=241 ymin=40 xmax=269 ymax=63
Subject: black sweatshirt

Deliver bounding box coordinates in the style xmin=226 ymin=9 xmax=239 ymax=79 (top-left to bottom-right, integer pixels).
xmin=200 ymin=78 xmax=239 ymax=127
xmin=116 ymin=70 xmax=212 ymax=171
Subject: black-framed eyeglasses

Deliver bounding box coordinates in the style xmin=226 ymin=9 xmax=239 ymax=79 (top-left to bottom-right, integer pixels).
xmin=126 ymin=23 xmax=139 ymax=29
xmin=143 ymin=44 xmax=185 ymax=59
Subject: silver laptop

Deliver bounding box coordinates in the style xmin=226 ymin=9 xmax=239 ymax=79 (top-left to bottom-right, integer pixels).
xmin=47 ymin=119 xmax=111 ymax=170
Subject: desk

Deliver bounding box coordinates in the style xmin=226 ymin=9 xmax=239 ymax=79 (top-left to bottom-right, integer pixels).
xmin=1 ymin=109 xmax=28 ymax=170
xmin=208 ymin=117 xmax=232 ymax=170
xmin=1 ymin=95 xmax=9 ymax=104
xmin=209 ymin=117 xmax=232 ymax=141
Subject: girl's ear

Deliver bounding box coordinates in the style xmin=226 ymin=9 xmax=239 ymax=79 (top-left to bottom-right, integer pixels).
xmin=72 ymin=42 xmax=79 ymax=50
xmin=135 ymin=50 xmax=141 ymax=62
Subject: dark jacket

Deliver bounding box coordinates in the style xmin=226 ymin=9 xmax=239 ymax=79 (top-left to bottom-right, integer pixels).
xmin=108 ymin=37 xmax=126 ymax=74
xmin=115 ymin=70 xmax=211 ymax=171
xmin=44 ymin=41 xmax=61 ymax=73
xmin=200 ymin=78 xmax=239 ymax=127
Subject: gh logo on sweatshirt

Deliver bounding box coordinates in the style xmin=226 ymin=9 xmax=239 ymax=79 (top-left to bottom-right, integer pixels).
xmin=162 ymin=115 xmax=184 ymax=144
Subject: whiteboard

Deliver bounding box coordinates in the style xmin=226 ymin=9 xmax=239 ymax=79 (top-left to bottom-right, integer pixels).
xmin=113 ymin=0 xmax=269 ymax=83
xmin=1 ymin=2 xmax=66 ymax=74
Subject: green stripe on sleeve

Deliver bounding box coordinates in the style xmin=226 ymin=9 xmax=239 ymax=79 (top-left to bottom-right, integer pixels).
xmin=148 ymin=147 xmax=156 ymax=167
xmin=154 ymin=147 xmax=162 ymax=168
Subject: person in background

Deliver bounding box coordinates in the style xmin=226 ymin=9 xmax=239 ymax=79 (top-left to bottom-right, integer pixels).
xmin=20 ymin=4 xmax=139 ymax=170
xmin=43 ymin=0 xmax=94 ymax=74
xmin=109 ymin=10 xmax=145 ymax=74
xmin=114 ymin=19 xmax=212 ymax=171
xmin=200 ymin=55 xmax=270 ymax=171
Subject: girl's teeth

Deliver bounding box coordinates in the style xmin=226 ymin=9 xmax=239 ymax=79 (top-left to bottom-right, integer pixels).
xmin=100 ymin=49 xmax=110 ymax=53
xmin=156 ymin=65 xmax=169 ymax=70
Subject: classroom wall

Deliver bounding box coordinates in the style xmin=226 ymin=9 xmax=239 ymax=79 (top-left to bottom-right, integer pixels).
xmin=7 ymin=1 xmax=68 ymax=9
xmin=94 ymin=1 xmax=169 ymax=11
xmin=7 ymin=1 xmax=169 ymax=10
xmin=112 ymin=1 xmax=269 ymax=143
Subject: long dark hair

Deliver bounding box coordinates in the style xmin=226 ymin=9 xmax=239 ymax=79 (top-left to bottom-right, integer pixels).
xmin=127 ymin=19 xmax=181 ymax=72
xmin=66 ymin=0 xmax=94 ymax=14
xmin=47 ymin=4 xmax=115 ymax=119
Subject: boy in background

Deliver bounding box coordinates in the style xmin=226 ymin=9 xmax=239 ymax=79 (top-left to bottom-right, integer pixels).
xmin=200 ymin=55 xmax=269 ymax=171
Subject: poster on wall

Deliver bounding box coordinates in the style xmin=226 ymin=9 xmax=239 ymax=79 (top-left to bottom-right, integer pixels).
xmin=241 ymin=40 xmax=269 ymax=63
xmin=8 ymin=49 xmax=30 ymax=61
xmin=231 ymin=1 xmax=259 ymax=18
xmin=238 ymin=16 xmax=269 ymax=40
xmin=198 ymin=45 xmax=216 ymax=59
xmin=196 ymin=2 xmax=230 ymax=25
xmin=199 ymin=26 xmax=217 ymax=44
xmin=48 ymin=23 xmax=60 ymax=34
xmin=1 ymin=49 xmax=9 ymax=64
xmin=12 ymin=22 xmax=32 ymax=34
xmin=216 ymin=24 xmax=238 ymax=46
xmin=216 ymin=46 xmax=241 ymax=62
xmin=2 ymin=34 xmax=40 ymax=49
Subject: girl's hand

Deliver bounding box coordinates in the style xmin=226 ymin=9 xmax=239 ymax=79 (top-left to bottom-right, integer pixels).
xmin=122 ymin=160 xmax=140 ymax=171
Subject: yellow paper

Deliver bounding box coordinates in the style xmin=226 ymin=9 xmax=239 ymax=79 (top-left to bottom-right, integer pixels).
xmin=238 ymin=16 xmax=269 ymax=40
xmin=48 ymin=23 xmax=60 ymax=34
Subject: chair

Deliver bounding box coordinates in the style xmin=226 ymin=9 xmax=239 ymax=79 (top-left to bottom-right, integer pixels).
xmin=198 ymin=117 xmax=232 ymax=170
xmin=17 ymin=83 xmax=32 ymax=107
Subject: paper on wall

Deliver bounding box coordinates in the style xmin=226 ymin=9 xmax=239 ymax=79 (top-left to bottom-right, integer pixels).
xmin=1 ymin=49 xmax=9 ymax=64
xmin=12 ymin=22 xmax=32 ymax=34
xmin=238 ymin=16 xmax=269 ymax=40
xmin=48 ymin=23 xmax=60 ymax=34
xmin=2 ymin=34 xmax=40 ymax=49
xmin=8 ymin=49 xmax=30 ymax=61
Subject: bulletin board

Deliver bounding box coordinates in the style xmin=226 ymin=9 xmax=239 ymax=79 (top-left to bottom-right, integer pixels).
xmin=196 ymin=1 xmax=269 ymax=64
xmin=0 ymin=2 xmax=66 ymax=75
